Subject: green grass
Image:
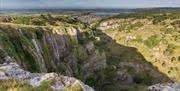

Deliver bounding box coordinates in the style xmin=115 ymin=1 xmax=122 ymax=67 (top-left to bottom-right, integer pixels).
xmin=0 ymin=79 xmax=85 ymax=91
xmin=0 ymin=79 xmax=32 ymax=91
xmin=0 ymin=79 xmax=56 ymax=91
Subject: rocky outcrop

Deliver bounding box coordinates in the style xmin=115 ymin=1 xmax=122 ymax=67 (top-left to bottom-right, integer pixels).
xmin=75 ymin=15 xmax=103 ymax=24
xmin=0 ymin=24 xmax=107 ymax=80
xmin=147 ymin=82 xmax=180 ymax=91
xmin=0 ymin=60 xmax=94 ymax=91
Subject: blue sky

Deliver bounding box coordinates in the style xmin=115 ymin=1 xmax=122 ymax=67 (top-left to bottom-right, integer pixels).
xmin=0 ymin=0 xmax=180 ymax=9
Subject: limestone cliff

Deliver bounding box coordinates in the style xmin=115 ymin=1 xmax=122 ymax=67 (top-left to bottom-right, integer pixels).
xmin=0 ymin=23 xmax=106 ymax=85
xmin=0 ymin=12 xmax=179 ymax=91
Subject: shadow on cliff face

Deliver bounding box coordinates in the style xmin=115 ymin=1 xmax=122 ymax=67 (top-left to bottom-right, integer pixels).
xmin=0 ymin=25 xmax=171 ymax=91
xmin=93 ymin=30 xmax=171 ymax=91
xmin=0 ymin=25 xmax=107 ymax=88
xmin=0 ymin=25 xmax=106 ymax=78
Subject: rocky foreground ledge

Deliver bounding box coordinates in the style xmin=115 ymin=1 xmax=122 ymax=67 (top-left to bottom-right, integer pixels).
xmin=0 ymin=61 xmax=94 ymax=91
xmin=1 ymin=59 xmax=180 ymax=91
xmin=147 ymin=82 xmax=180 ymax=91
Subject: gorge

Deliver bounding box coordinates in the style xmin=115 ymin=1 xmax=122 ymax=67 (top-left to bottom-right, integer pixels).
xmin=0 ymin=9 xmax=180 ymax=91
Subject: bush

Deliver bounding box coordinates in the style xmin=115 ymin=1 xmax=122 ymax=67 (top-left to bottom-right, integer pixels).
xmin=31 ymin=18 xmax=46 ymax=26
xmin=12 ymin=17 xmax=31 ymax=25
xmin=164 ymin=44 xmax=177 ymax=55
xmin=174 ymin=35 xmax=180 ymax=42
xmin=132 ymin=35 xmax=143 ymax=43
xmin=85 ymin=28 xmax=96 ymax=40
xmin=161 ymin=28 xmax=176 ymax=34
xmin=64 ymin=83 xmax=83 ymax=91
xmin=171 ymin=20 xmax=180 ymax=28
xmin=144 ymin=35 xmax=161 ymax=48
xmin=152 ymin=15 xmax=167 ymax=25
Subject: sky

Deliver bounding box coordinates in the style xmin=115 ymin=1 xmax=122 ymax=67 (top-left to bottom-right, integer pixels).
xmin=0 ymin=0 xmax=180 ymax=9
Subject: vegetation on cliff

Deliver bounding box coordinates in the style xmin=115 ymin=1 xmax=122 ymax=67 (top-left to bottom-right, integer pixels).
xmin=0 ymin=10 xmax=180 ymax=91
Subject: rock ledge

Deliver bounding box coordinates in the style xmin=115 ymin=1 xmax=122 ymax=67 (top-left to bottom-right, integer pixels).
xmin=0 ymin=62 xmax=94 ymax=91
xmin=147 ymin=82 xmax=180 ymax=91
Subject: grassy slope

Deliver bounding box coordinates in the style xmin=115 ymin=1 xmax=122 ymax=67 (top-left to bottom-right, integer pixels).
xmin=98 ymin=12 xmax=180 ymax=82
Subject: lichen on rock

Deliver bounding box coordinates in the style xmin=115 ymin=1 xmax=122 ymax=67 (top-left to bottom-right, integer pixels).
xmin=147 ymin=82 xmax=180 ymax=91
xmin=0 ymin=60 xmax=94 ymax=91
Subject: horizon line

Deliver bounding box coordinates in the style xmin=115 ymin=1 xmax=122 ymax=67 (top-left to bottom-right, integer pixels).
xmin=1 ymin=6 xmax=180 ymax=10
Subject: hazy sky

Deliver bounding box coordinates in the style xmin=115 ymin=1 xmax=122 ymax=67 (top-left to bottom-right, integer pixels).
xmin=0 ymin=0 xmax=180 ymax=9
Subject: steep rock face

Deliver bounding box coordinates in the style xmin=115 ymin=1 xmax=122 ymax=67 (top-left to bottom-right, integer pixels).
xmin=0 ymin=58 xmax=94 ymax=91
xmin=0 ymin=24 xmax=106 ymax=82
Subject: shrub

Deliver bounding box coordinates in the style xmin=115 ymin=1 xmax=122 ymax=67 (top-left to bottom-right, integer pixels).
xmin=144 ymin=35 xmax=161 ymax=48
xmin=174 ymin=35 xmax=180 ymax=42
xmin=171 ymin=20 xmax=180 ymax=28
xmin=12 ymin=17 xmax=31 ymax=25
xmin=152 ymin=15 xmax=167 ymax=25
xmin=161 ymin=28 xmax=175 ymax=34
xmin=64 ymin=83 xmax=83 ymax=91
xmin=0 ymin=17 xmax=13 ymax=22
xmin=40 ymin=14 xmax=57 ymax=25
xmin=132 ymin=35 xmax=143 ymax=43
xmin=171 ymin=57 xmax=176 ymax=62
xmin=164 ymin=44 xmax=177 ymax=55
xmin=85 ymin=28 xmax=96 ymax=40
xmin=31 ymin=18 xmax=46 ymax=26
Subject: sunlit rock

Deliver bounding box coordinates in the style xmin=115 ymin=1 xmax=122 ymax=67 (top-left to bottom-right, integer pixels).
xmin=147 ymin=82 xmax=180 ymax=91
xmin=0 ymin=61 xmax=94 ymax=91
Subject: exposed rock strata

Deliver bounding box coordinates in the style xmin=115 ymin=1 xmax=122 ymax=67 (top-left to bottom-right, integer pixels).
xmin=0 ymin=61 xmax=94 ymax=91
xmin=0 ymin=24 xmax=107 ymax=79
